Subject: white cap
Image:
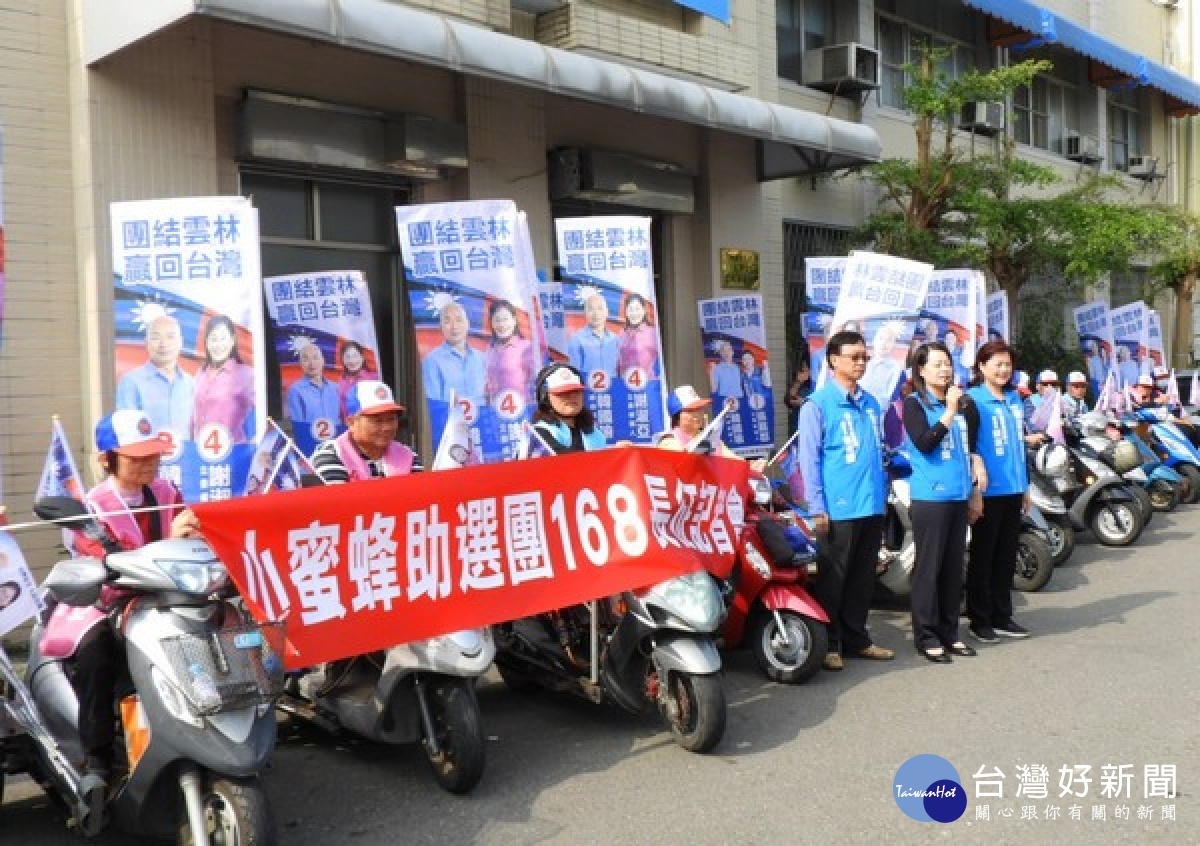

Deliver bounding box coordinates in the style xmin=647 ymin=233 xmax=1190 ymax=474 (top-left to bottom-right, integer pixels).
xmin=345 ymin=380 xmax=405 ymax=416
xmin=543 ymin=367 xmax=585 ymax=395
xmin=1066 ymin=371 xmax=1088 ymax=385
xmin=95 ymin=410 xmax=168 ymax=457
xmin=1036 ymin=369 xmax=1059 ymax=385
xmin=1137 ymin=373 xmax=1155 ymax=387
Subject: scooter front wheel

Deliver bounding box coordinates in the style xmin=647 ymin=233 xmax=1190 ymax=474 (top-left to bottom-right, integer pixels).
xmin=661 ymin=671 xmax=726 ymax=754
xmin=1178 ymin=464 xmax=1200 ymax=504
xmin=1090 ymin=501 xmax=1142 ymax=547
xmin=1044 ymin=518 xmax=1076 ymax=566
xmin=1148 ymin=479 xmax=1181 ymax=513
xmin=177 ymin=776 xmax=277 ymax=846
xmin=420 ymin=678 xmax=486 ymax=795
xmin=1013 ymin=531 xmax=1054 ymax=592
xmin=749 ymin=610 xmax=828 ymax=684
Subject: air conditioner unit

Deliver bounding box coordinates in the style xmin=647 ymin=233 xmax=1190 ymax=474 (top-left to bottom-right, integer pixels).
xmin=959 ymin=102 xmax=1006 ymax=135
xmin=1065 ymin=133 xmax=1102 ymax=163
xmin=1127 ymin=155 xmax=1159 ymax=179
xmin=802 ymin=43 xmax=881 ymax=94
xmin=548 ymin=147 xmax=695 ymax=214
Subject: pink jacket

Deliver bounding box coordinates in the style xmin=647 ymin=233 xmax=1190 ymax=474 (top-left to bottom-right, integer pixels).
xmin=192 ymin=359 xmax=256 ymax=442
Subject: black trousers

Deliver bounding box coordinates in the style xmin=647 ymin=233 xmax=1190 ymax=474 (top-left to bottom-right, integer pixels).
xmin=814 ymin=515 xmax=883 ymax=653
xmin=910 ymin=500 xmax=968 ymax=650
xmin=966 ymin=493 xmax=1024 ymax=628
xmin=72 ymin=623 xmax=122 ymax=756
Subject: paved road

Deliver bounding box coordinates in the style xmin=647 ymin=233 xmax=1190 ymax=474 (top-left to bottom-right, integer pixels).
xmin=4 ymin=507 xmax=1197 ymax=845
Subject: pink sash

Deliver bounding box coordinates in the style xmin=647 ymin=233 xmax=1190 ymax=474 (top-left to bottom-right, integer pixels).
xmin=41 ymin=604 xmax=105 ymax=659
xmin=331 ymin=432 xmax=415 ymax=479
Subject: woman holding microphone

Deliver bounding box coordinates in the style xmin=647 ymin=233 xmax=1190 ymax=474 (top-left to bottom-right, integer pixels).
xmin=902 ymin=343 xmax=985 ymax=663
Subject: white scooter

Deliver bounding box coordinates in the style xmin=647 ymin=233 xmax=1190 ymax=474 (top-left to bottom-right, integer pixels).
xmin=0 ymin=497 xmax=282 ymax=844
xmin=276 ymin=629 xmax=495 ymax=794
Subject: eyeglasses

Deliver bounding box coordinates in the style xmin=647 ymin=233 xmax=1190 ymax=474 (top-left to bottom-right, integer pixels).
xmin=834 ymin=353 xmax=871 ymax=363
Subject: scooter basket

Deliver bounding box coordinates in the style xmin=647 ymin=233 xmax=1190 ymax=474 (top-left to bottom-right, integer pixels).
xmin=160 ymin=623 xmax=286 ymax=715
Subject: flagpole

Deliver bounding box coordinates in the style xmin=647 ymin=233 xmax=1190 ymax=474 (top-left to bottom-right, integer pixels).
xmin=765 ymin=429 xmax=801 ymax=469
xmin=0 ymin=503 xmax=182 ymax=535
xmin=687 ymin=401 xmax=731 ymax=453
xmin=524 ymin=421 xmax=558 ymax=456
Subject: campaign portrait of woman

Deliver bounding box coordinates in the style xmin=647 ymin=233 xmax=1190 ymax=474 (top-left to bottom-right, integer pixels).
xmin=191 ymin=313 xmax=256 ymax=444
xmin=617 ymin=293 xmax=660 ymax=383
xmin=484 ymin=299 xmax=535 ymax=410
xmin=337 ymin=340 xmax=378 ymax=422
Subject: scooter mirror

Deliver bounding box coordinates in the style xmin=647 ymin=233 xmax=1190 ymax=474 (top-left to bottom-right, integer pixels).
xmin=34 ymin=496 xmax=90 ymax=526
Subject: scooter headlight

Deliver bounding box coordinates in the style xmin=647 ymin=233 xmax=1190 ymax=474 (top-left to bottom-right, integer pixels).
xmin=646 ymin=571 xmax=723 ymax=629
xmin=157 ymin=558 xmax=229 ymax=595
xmin=744 ymin=543 xmax=773 ymax=580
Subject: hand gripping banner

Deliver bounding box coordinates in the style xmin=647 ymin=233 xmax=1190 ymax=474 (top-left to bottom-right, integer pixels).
xmin=194 ymin=448 xmax=749 ymax=668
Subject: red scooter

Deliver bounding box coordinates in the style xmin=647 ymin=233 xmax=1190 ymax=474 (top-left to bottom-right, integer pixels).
xmin=719 ymin=476 xmax=829 ymax=684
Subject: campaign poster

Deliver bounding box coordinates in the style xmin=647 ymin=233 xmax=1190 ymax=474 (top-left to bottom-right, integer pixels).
xmin=1072 ymin=301 xmax=1114 ymax=394
xmin=396 ymin=200 xmax=541 ymax=463
xmin=973 ymin=272 xmax=987 ymax=356
xmin=538 ymin=273 xmax=564 ymax=366
xmin=0 ymin=128 xmax=5 ymax=349
xmin=1110 ymin=301 xmax=1150 ymax=387
xmin=0 ymin=533 xmax=43 ymax=639
xmin=697 ymin=295 xmax=773 ymax=456
xmin=986 ymin=290 xmax=1010 ymax=343
xmin=830 ymin=251 xmax=932 ymax=409
xmin=803 ymin=256 xmax=847 ymax=387
xmin=516 ymin=212 xmax=554 ymax=369
xmin=554 ymin=216 xmax=666 ymax=443
xmin=1147 ymin=310 xmax=1166 ymax=370
xmin=263 ymin=270 xmax=380 ymax=456
xmin=919 ymin=269 xmax=981 ymax=387
xmin=110 ymin=197 xmax=265 ymax=502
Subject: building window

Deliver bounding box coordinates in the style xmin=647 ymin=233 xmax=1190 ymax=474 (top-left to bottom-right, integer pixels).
xmin=783 ymin=222 xmax=850 ymax=379
xmin=876 ymin=1 xmax=978 ymax=111
xmin=777 ymin=0 xmax=836 ymax=83
xmin=1108 ymin=91 xmax=1141 ymax=172
xmin=1013 ymin=76 xmax=1079 ymax=154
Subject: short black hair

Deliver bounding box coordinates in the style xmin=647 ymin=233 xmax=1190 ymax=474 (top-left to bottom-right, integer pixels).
xmin=826 ymin=330 xmax=867 ymax=357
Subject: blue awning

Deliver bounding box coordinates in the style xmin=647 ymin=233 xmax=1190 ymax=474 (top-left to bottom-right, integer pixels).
xmin=962 ymin=0 xmax=1200 ymax=114
xmin=671 ymin=0 xmax=730 ymax=25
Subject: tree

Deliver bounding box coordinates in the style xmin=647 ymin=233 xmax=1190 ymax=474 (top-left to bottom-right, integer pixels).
xmin=1148 ymin=209 xmax=1200 ymax=368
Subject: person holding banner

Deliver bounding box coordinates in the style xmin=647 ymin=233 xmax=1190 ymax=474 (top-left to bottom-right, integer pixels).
xmin=71 ymin=410 xmax=198 ymax=780
xmin=286 ymin=340 xmax=341 ymax=429
xmin=531 ymin=363 xmax=608 ymax=453
xmin=422 ymin=302 xmax=487 ymax=404
xmin=966 ymin=341 xmax=1036 ymax=643
xmin=484 ymin=300 xmax=535 ymax=406
xmin=567 ymin=293 xmax=619 ymax=387
xmin=901 ymin=343 xmax=983 ymax=663
xmin=617 ymin=294 xmax=660 ymax=381
xmin=656 ymin=386 xmax=767 ymax=471
xmin=192 ymin=314 xmax=256 ymax=443
xmin=114 ymin=313 xmax=194 ymax=436
xmin=795 ymin=330 xmax=894 ymax=671
xmin=310 ymin=381 xmax=421 ymax=483
xmin=337 ymin=341 xmax=378 ymax=421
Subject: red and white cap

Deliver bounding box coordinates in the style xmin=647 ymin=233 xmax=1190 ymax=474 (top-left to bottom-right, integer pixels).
xmin=346 ymin=380 xmax=405 ymax=416
xmin=668 ymin=385 xmax=712 ymax=416
xmin=543 ymin=367 xmax=585 ymax=395
xmin=94 ymin=410 xmax=168 ymax=457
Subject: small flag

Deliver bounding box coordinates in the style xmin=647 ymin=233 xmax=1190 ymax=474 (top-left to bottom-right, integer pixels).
xmin=1096 ymin=369 xmax=1120 ymax=414
xmin=35 ymin=418 xmax=87 ymax=504
xmin=244 ymin=419 xmax=314 ymax=495
xmin=1166 ymin=369 xmax=1182 ymax=410
xmin=688 ymin=400 xmax=732 ymax=454
xmin=432 ymin=391 xmax=482 ymax=470
xmin=520 ymin=421 xmax=558 ymax=460
xmin=1028 ymin=389 xmax=1058 ymax=432
xmin=1190 ymin=371 xmax=1200 ymax=408
xmin=1044 ymin=392 xmax=1066 ymax=445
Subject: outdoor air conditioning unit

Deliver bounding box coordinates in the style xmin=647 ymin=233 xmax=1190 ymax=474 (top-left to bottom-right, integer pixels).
xmin=959 ymin=101 xmax=1006 ymax=135
xmin=803 ymin=43 xmax=881 ymax=94
xmin=1065 ymin=133 xmax=1103 ymax=163
xmin=548 ymin=147 xmax=695 ymax=214
xmin=1128 ymin=155 xmax=1159 ymax=179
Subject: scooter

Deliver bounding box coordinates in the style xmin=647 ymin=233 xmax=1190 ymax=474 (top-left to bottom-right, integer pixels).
xmin=0 ymin=497 xmax=281 ymax=843
xmin=276 ymin=628 xmax=494 ymax=794
xmin=718 ymin=476 xmax=828 ymax=684
xmin=1061 ymin=427 xmax=1145 ymax=547
xmin=1118 ymin=423 xmax=1185 ymax=512
xmin=1025 ymin=443 xmax=1079 ymax=566
xmin=1129 ymin=408 xmax=1200 ymax=504
xmin=1012 ymin=505 xmax=1055 ymax=592
xmin=492 ymin=572 xmax=727 ymax=754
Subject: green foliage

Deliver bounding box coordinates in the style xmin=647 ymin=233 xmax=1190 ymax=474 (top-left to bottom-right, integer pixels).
xmin=1010 ymin=289 xmax=1084 ymax=377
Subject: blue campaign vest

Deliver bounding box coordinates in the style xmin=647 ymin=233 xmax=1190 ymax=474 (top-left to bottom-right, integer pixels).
xmin=536 ymin=419 xmax=608 ymax=452
xmin=808 ymin=382 xmax=886 ymax=520
xmin=968 ymin=385 xmax=1029 ymax=497
xmin=903 ymin=393 xmax=971 ymax=502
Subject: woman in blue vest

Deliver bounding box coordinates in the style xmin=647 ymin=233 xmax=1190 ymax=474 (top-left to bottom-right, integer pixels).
xmin=965 ymin=339 xmax=1037 ymax=642
xmin=902 ymin=343 xmax=984 ymax=663
xmin=531 ymin=363 xmax=608 ymax=453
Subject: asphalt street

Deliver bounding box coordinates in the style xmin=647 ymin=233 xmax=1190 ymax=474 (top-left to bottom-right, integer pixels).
xmin=4 ymin=506 xmax=1197 ymax=845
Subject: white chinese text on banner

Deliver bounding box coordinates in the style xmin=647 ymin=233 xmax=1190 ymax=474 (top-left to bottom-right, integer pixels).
xmin=554 ymin=216 xmax=666 ymax=443
xmin=264 ymin=270 xmax=380 ymax=456
xmin=1109 ymin=301 xmax=1150 ymax=387
xmin=397 ymin=200 xmax=541 ymax=463
xmin=697 ymin=295 xmax=773 ymax=456
xmin=986 ymin=290 xmax=1010 ymax=344
xmin=110 ymin=197 xmax=265 ymax=502
xmin=1073 ymin=301 xmax=1114 ymax=394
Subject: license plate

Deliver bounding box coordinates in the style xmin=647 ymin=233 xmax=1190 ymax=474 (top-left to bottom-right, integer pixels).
xmin=234 ymin=631 xmax=263 ymax=649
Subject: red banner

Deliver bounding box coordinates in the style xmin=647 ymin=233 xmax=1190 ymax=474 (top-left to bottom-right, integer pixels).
xmin=193 ymin=447 xmax=749 ymax=668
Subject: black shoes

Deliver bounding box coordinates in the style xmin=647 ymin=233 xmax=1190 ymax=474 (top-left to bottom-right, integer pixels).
xmin=919 ymin=646 xmax=952 ymax=663
xmin=995 ymin=621 xmax=1031 ymax=639
xmin=969 ymin=623 xmax=999 ymax=643
xmin=947 ymin=642 xmax=978 ymax=657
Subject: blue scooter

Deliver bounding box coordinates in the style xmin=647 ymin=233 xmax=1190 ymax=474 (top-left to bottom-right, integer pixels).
xmin=1128 ymin=408 xmax=1200 ymax=504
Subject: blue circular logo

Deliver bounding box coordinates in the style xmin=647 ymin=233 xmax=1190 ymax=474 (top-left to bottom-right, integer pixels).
xmin=893 ymin=754 xmax=967 ymax=823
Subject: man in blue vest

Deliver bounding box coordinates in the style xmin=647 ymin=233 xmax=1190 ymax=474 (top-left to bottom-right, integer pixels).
xmin=796 ymin=330 xmax=894 ymax=671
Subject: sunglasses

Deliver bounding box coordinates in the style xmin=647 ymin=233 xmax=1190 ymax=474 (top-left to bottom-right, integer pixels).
xmin=834 ymin=353 xmax=871 ymax=363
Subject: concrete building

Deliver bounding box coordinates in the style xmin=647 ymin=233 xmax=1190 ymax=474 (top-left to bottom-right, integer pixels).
xmin=0 ymin=0 xmax=1196 ymax=573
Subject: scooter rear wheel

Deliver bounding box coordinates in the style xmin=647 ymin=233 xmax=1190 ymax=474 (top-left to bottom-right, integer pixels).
xmin=748 ymin=610 xmax=828 ymax=684
xmin=1013 ymin=531 xmax=1054 ymax=592
xmin=1148 ymin=479 xmax=1181 ymax=513
xmin=1044 ymin=518 xmax=1076 ymax=566
xmin=177 ymin=776 xmax=277 ymax=846
xmin=1090 ymin=501 xmax=1142 ymax=547
xmin=1178 ymin=464 xmax=1200 ymax=504
xmin=421 ymin=678 xmax=486 ymax=795
xmin=662 ymin=671 xmax=726 ymax=754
